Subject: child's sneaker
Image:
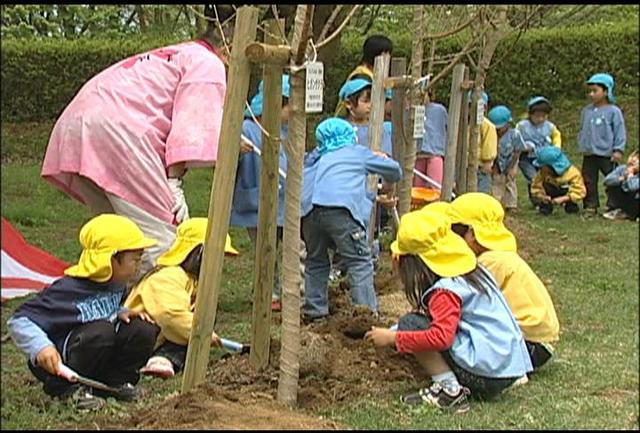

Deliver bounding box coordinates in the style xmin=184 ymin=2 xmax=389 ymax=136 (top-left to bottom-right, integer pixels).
xmin=603 ymin=209 xmax=622 ymax=220
xmin=140 ymin=356 xmax=175 ymax=379
xmin=402 ymin=382 xmax=471 ymax=414
xmin=61 ymin=385 xmax=107 ymax=411
xmin=93 ymin=382 xmax=144 ymax=402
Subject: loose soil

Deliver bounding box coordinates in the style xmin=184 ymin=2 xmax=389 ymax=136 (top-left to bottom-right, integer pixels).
xmin=106 ymin=269 xmax=422 ymax=430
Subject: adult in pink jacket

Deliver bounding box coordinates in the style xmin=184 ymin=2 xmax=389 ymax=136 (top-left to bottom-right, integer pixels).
xmin=42 ymin=38 xmax=226 ymax=273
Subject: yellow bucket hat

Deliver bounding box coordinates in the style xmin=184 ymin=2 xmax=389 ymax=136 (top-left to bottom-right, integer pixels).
xmin=420 ymin=200 xmax=451 ymax=216
xmin=447 ymin=192 xmax=517 ymax=252
xmin=390 ymin=209 xmax=476 ymax=277
xmin=64 ymin=214 xmax=157 ymax=282
xmin=157 ymin=218 xmax=239 ymax=267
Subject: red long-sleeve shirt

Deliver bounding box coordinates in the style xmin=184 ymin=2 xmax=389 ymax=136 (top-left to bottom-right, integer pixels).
xmin=395 ymin=289 xmax=462 ymax=353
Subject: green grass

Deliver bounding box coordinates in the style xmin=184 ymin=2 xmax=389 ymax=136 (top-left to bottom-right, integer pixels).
xmin=1 ymin=95 xmax=638 ymax=429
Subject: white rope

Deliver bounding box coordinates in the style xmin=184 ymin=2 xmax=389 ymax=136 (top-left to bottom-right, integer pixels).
xmin=288 ymin=38 xmax=318 ymax=73
xmin=243 ymin=101 xmax=273 ymax=139
xmin=240 ymin=134 xmax=288 ymax=180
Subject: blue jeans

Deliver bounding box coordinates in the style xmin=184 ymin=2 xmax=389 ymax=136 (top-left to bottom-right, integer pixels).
xmin=301 ymin=206 xmax=378 ymax=317
xmin=477 ymin=170 xmax=492 ymax=194
xmin=519 ymin=154 xmax=540 ymax=205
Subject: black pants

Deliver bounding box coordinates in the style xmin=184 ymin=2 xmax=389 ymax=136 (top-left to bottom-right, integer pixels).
xmin=538 ymin=183 xmax=580 ymax=215
xmin=582 ymin=155 xmax=615 ymax=210
xmin=152 ymin=341 xmax=188 ymax=373
xmin=28 ymin=319 xmax=159 ymax=397
xmin=606 ymin=185 xmax=640 ymax=219
xmin=525 ymin=341 xmax=554 ymax=371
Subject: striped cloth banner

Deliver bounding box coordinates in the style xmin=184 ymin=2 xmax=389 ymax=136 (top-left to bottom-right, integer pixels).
xmin=1 ymin=217 xmax=68 ymax=302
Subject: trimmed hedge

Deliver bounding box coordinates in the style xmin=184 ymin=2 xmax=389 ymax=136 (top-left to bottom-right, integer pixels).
xmin=1 ymin=20 xmax=638 ymax=122
xmin=1 ymin=36 xmax=181 ymax=121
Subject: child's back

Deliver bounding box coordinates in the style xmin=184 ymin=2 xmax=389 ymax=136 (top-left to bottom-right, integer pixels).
xmin=478 ymin=250 xmax=559 ymax=344
xmin=419 ymin=101 xmax=448 ymax=157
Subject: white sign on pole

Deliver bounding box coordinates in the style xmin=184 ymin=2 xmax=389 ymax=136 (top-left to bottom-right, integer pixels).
xmin=476 ymin=98 xmax=485 ymax=125
xmin=413 ymin=105 xmax=425 ymax=139
xmin=305 ymin=62 xmax=324 ymax=113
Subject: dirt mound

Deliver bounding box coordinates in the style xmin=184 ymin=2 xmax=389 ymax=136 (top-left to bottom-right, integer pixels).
xmin=114 ymin=385 xmax=341 ymax=430
xmin=110 ymin=270 xmax=421 ymax=429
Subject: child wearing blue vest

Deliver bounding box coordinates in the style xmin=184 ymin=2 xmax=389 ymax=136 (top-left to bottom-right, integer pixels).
xmin=301 ymin=118 xmax=402 ymax=320
xmin=603 ymin=149 xmax=639 ymax=221
xmin=365 ymin=209 xmax=532 ymax=413
xmin=516 ymin=96 xmax=561 ymax=205
xmin=7 ymin=214 xmax=160 ymax=410
xmin=231 ymin=75 xmax=289 ymax=310
xmin=578 ymin=73 xmax=627 ymax=215
xmin=415 ymin=90 xmax=448 ymax=188
xmin=487 ymin=105 xmax=527 ymax=211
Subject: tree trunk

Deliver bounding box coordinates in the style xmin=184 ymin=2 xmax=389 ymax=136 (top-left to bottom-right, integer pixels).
xmin=277 ymin=4 xmax=314 ymax=408
xmin=136 ymin=5 xmax=147 ymax=33
xmin=397 ymin=5 xmax=424 ymax=217
xmin=466 ymin=5 xmax=508 ymax=193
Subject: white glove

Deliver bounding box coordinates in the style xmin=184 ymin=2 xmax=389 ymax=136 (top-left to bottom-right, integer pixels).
xmin=168 ymin=178 xmax=189 ymax=223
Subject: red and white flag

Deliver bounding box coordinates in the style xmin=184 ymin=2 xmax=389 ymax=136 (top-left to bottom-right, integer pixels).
xmin=1 ymin=217 xmax=69 ymax=302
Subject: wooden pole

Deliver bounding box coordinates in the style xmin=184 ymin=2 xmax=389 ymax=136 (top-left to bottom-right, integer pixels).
xmin=366 ymin=53 xmax=391 ymax=247
xmin=181 ymin=6 xmax=259 ymax=394
xmin=390 ymin=57 xmax=407 ymax=235
xmin=440 ymin=63 xmax=465 ymax=202
xmin=455 ymin=66 xmax=470 ymax=194
xmin=249 ymin=19 xmax=286 ymax=372
xmin=245 ymin=43 xmax=292 ymax=65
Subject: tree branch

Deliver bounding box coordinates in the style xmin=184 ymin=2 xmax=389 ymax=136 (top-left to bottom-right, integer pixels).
xmin=317 ymin=5 xmax=342 ymax=42
xmin=426 ymin=36 xmax=477 ymax=91
xmin=423 ymin=12 xmax=479 ymax=40
xmin=315 ymin=5 xmax=360 ymax=50
xmin=271 ymin=5 xmax=288 ymax=41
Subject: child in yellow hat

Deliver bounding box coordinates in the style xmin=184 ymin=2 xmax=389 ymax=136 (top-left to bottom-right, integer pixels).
xmin=365 ymin=209 xmax=532 ymax=413
xmin=125 ymin=218 xmax=238 ymax=378
xmin=7 ymin=214 xmax=159 ymax=410
xmin=447 ymin=192 xmax=560 ymax=372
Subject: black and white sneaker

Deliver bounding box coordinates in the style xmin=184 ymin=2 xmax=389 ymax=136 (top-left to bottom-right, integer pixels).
xmin=402 ymin=382 xmax=471 ymax=414
xmin=93 ymin=382 xmax=144 ymax=402
xmin=60 ymin=385 xmax=107 ymax=411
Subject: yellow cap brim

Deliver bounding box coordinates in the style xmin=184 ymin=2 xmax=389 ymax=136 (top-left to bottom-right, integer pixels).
xmin=474 ymin=226 xmax=517 ymax=252
xmin=391 ymin=232 xmax=476 ymax=277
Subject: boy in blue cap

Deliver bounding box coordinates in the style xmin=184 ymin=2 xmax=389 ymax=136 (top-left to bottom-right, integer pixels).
xmin=516 ymin=96 xmax=562 ymax=205
xmin=232 ymin=74 xmax=290 ymax=310
xmin=578 ymin=73 xmax=627 ymax=215
xmin=530 ymin=147 xmax=586 ymax=215
xmin=487 ymin=105 xmax=527 ymax=212
xmin=301 ymin=118 xmax=402 ymax=320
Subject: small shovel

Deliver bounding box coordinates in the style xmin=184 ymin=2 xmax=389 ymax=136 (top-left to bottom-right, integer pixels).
xmin=220 ymin=337 xmax=250 ymax=355
xmin=57 ymin=362 xmax=121 ymax=393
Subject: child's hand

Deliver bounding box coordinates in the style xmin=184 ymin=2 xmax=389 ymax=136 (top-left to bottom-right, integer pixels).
xmin=210 ymin=331 xmax=222 ymax=348
xmin=118 ymin=309 xmax=155 ymax=324
xmin=540 ymin=195 xmax=552 ymax=203
xmin=364 ymin=327 xmax=396 ymax=348
xmin=481 ymin=162 xmax=493 ymax=175
xmin=376 ymin=194 xmax=398 ymax=209
xmin=611 ymin=151 xmax=623 ymax=163
xmin=239 ymin=141 xmax=253 ymax=154
xmin=372 ymin=150 xmax=389 ymax=159
xmin=36 ymin=346 xmax=62 ymax=376
xmin=552 ymin=195 xmax=570 ymax=205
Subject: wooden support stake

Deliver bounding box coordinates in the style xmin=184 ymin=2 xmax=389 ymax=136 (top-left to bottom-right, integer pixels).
xmin=440 ymin=63 xmax=466 ymax=202
xmin=249 ymin=19 xmax=284 ymax=371
xmin=390 ymin=57 xmax=407 ymax=235
xmin=245 ymin=42 xmax=292 ymax=65
xmin=455 ymin=66 xmax=471 ymax=194
xmin=181 ymin=6 xmax=259 ymax=394
xmin=384 ymin=76 xmax=413 ymax=89
xmin=366 ymin=53 xmax=391 ymax=247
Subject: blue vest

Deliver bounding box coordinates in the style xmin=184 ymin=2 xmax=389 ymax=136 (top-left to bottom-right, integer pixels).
xmin=496 ymin=128 xmax=526 ymax=173
xmin=230 ymin=120 xmax=288 ymax=228
xmin=423 ymin=267 xmax=533 ymax=379
xmin=352 ymin=123 xmax=394 ymax=158
xmin=578 ymin=104 xmax=626 ymax=157
xmin=516 ymin=119 xmax=555 ymax=152
xmin=301 ymin=145 xmax=402 ymax=230
xmin=417 ymin=102 xmax=448 ymax=156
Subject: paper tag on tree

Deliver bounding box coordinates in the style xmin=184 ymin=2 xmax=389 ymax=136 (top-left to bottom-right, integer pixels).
xmin=305 ymin=62 xmax=324 ymax=113
xmin=413 ymin=105 xmax=425 ymax=139
xmin=476 ymin=98 xmax=485 ymax=125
